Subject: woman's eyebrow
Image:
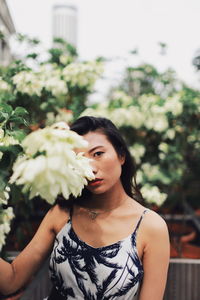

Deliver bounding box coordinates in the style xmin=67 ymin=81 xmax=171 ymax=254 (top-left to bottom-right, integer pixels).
xmin=88 ymin=145 xmax=104 ymax=153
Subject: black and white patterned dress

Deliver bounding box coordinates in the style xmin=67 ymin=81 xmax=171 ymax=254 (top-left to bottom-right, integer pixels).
xmin=48 ymin=210 xmax=147 ymax=300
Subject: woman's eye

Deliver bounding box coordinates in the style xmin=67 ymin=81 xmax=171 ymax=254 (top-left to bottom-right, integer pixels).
xmin=93 ymin=151 xmax=104 ymax=157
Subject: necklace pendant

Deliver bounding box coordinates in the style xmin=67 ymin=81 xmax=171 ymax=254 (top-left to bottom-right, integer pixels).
xmin=90 ymin=211 xmax=99 ymax=220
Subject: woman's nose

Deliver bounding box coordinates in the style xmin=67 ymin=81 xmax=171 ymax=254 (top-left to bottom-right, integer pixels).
xmin=91 ymin=160 xmax=98 ymax=174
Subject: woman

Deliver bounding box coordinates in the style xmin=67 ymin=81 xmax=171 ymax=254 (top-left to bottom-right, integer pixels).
xmin=0 ymin=116 xmax=170 ymax=300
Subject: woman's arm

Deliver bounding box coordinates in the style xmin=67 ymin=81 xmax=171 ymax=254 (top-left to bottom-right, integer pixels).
xmin=138 ymin=211 xmax=170 ymax=300
xmin=0 ymin=204 xmax=68 ymax=295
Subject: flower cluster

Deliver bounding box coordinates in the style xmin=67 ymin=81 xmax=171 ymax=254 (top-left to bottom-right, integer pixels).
xmin=129 ymin=144 xmax=145 ymax=164
xmin=39 ymin=66 xmax=68 ymax=97
xmin=140 ymin=184 xmax=167 ymax=206
xmin=0 ymin=77 xmax=11 ymax=93
xmin=111 ymin=90 xmax=132 ymax=106
xmin=82 ymin=92 xmax=184 ymax=134
xmin=11 ymin=61 xmax=103 ymax=98
xmin=0 ymin=128 xmax=19 ymax=160
xmin=46 ymin=108 xmax=73 ymax=126
xmin=12 ymin=66 xmax=68 ymax=98
xmin=13 ymin=71 xmax=43 ymax=96
xmin=141 ymin=163 xmax=171 ymax=185
xmin=10 ymin=122 xmax=95 ymax=204
xmin=63 ymin=61 xmax=104 ymax=89
xmin=81 ymin=87 xmax=188 ymax=206
xmin=0 ymin=187 xmax=14 ymax=251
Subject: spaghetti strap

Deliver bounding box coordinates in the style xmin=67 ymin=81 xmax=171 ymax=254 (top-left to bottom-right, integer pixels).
xmin=133 ymin=209 xmax=148 ymax=234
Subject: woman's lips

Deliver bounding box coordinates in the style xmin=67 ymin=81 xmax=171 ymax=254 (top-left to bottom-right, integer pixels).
xmin=88 ymin=179 xmax=103 ymax=187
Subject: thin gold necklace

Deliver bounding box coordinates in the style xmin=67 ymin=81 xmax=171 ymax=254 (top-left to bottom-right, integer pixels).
xmin=86 ymin=199 xmax=128 ymax=220
xmin=87 ymin=208 xmax=110 ymax=220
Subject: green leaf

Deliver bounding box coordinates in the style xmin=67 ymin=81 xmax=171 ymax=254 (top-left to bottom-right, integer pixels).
xmin=14 ymin=107 xmax=29 ymax=117
xmin=0 ymin=144 xmax=22 ymax=156
xmin=0 ymin=104 xmax=13 ymax=115
xmin=0 ymin=113 xmax=6 ymax=122
xmin=11 ymin=130 xmax=27 ymax=142
xmin=0 ymin=145 xmax=22 ymax=172
xmin=0 ymin=176 xmax=7 ymax=191
xmin=9 ymin=116 xmax=29 ymax=126
xmin=26 ymin=53 xmax=38 ymax=60
xmin=0 ymin=31 xmax=4 ymax=40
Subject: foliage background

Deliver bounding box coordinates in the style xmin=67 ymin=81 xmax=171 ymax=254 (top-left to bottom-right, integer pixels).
xmin=0 ymin=35 xmax=200 ymax=252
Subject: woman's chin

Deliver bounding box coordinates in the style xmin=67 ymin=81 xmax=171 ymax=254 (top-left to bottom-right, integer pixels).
xmin=86 ymin=185 xmax=106 ymax=194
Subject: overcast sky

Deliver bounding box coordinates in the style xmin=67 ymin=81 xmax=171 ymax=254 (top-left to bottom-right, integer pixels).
xmin=6 ymin=0 xmax=200 ymax=92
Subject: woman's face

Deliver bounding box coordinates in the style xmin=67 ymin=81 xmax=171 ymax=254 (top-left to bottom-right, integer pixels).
xmin=81 ymin=131 xmax=125 ymax=194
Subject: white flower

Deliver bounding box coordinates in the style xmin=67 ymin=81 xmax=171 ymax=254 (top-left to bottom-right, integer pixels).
xmin=0 ymin=128 xmax=5 ymax=160
xmin=142 ymin=163 xmax=160 ymax=179
xmin=1 ymin=135 xmax=19 ymax=146
xmin=165 ymin=129 xmax=175 ymax=139
xmin=0 ymin=128 xmax=4 ymax=139
xmin=0 ymin=206 xmax=14 ymax=251
xmin=44 ymin=77 xmax=68 ymax=97
xmin=0 ymin=77 xmax=11 ymax=92
xmin=112 ymin=90 xmax=132 ymax=106
xmin=140 ymin=184 xmax=167 ymax=206
xmin=159 ymin=153 xmax=166 ymax=160
xmin=2 ymin=207 xmax=14 ymax=222
xmin=81 ymin=107 xmax=110 ymax=119
xmin=129 ymin=144 xmax=145 ymax=164
xmin=38 ymin=66 xmax=68 ymax=97
xmin=163 ymin=94 xmax=183 ymax=116
xmin=135 ymin=170 xmax=143 ymax=184
xmin=0 ymin=132 xmax=19 ymax=161
xmin=128 ymin=107 xmax=145 ymax=128
xmin=109 ymin=106 xmax=144 ymax=129
xmin=0 ymin=187 xmax=10 ymax=205
xmin=153 ymin=115 xmax=169 ymax=132
xmin=146 ymin=114 xmax=169 ymax=132
xmin=110 ymin=108 xmax=131 ymax=127
xmin=63 ymin=61 xmax=104 ymax=90
xmin=51 ymin=121 xmax=70 ymax=130
xmin=46 ymin=110 xmax=73 ymax=126
xmin=141 ymin=163 xmax=171 ymax=184
xmin=10 ymin=124 xmax=95 ymax=204
xmin=150 ymin=106 xmax=166 ymax=114
xmin=13 ymin=71 xmax=43 ymax=96
xmin=158 ymin=143 xmax=169 ymax=153
xmin=59 ymin=54 xmax=72 ymax=65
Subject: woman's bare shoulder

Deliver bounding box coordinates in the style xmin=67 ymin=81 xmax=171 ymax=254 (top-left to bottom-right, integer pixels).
xmin=46 ymin=204 xmax=70 ymax=234
xmin=142 ymin=208 xmax=169 ymax=237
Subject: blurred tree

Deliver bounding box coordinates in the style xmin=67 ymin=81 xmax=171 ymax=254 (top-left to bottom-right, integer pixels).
xmin=81 ymin=61 xmax=200 ymax=211
xmin=0 ymin=34 xmax=104 ymax=252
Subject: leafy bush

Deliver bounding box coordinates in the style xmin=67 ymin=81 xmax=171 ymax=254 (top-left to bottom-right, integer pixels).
xmin=81 ymin=63 xmax=200 ymax=209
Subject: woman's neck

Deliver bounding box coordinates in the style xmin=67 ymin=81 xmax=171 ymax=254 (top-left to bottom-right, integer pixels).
xmin=84 ymin=181 xmax=130 ymax=210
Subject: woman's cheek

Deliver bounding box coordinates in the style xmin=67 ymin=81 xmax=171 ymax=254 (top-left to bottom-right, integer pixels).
xmin=103 ymin=155 xmax=115 ymax=169
xmin=106 ymin=156 xmax=121 ymax=174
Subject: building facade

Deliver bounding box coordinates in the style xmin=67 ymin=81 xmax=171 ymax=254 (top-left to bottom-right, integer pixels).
xmin=0 ymin=0 xmax=15 ymax=65
xmin=52 ymin=4 xmax=78 ymax=47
